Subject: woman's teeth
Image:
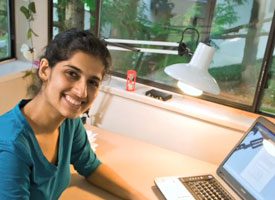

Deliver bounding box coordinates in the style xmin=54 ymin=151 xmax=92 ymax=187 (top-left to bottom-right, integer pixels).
xmin=65 ymin=95 xmax=81 ymax=106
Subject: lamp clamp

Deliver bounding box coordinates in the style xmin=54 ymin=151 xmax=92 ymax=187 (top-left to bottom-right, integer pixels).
xmin=178 ymin=27 xmax=200 ymax=57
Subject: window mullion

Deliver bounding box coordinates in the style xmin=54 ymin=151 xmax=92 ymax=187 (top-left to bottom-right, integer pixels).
xmin=252 ymin=11 xmax=275 ymax=113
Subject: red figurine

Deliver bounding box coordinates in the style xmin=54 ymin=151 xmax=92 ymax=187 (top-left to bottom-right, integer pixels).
xmin=126 ymin=70 xmax=137 ymax=91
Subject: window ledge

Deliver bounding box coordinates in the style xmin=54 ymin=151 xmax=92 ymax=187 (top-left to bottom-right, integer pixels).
xmin=0 ymin=59 xmax=32 ymax=83
xmin=101 ymin=76 xmax=274 ymax=132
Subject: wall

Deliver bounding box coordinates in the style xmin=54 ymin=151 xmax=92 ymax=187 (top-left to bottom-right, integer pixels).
xmin=15 ymin=0 xmax=48 ymax=60
xmin=0 ymin=73 xmax=29 ymax=114
xmin=0 ymin=1 xmax=48 ymax=113
xmin=87 ymin=77 xmax=266 ymax=165
xmin=91 ymin=94 xmax=242 ymax=165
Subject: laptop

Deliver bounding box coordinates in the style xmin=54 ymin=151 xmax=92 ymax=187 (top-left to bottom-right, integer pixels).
xmin=155 ymin=117 xmax=275 ymax=200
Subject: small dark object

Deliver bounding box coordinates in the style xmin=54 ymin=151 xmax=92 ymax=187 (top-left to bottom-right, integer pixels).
xmin=145 ymin=89 xmax=172 ymax=101
xmin=81 ymin=110 xmax=89 ymax=124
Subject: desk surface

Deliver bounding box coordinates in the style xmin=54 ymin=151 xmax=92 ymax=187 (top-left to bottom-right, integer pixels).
xmin=60 ymin=126 xmax=240 ymax=200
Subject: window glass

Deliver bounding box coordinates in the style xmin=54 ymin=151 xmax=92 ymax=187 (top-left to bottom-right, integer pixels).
xmin=0 ymin=0 xmax=12 ymax=61
xmin=259 ymin=46 xmax=275 ymax=115
xmin=51 ymin=0 xmax=275 ymax=116
xmin=100 ymin=0 xmax=275 ymax=109
xmin=209 ymin=0 xmax=274 ymax=106
xmin=100 ymin=0 xmax=213 ymax=86
xmin=52 ymin=0 xmax=96 ymax=37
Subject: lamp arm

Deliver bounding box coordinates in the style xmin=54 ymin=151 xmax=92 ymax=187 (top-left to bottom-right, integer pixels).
xmin=102 ymin=39 xmax=140 ymax=53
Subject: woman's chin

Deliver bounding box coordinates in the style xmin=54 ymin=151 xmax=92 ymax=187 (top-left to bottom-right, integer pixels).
xmin=59 ymin=109 xmax=82 ymax=119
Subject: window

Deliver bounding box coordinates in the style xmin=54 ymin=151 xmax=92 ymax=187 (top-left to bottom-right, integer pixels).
xmin=0 ymin=0 xmax=14 ymax=61
xmin=50 ymin=0 xmax=275 ymax=117
xmin=209 ymin=0 xmax=274 ymax=109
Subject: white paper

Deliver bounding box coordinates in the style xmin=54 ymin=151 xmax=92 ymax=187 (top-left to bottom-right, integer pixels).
xmin=241 ymin=148 xmax=275 ymax=192
xmin=86 ymin=130 xmax=98 ymax=152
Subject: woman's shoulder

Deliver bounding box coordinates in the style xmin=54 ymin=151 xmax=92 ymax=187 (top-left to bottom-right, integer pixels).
xmin=0 ymin=101 xmax=32 ymax=142
xmin=0 ymin=113 xmax=32 ymax=165
xmin=0 ymin=107 xmax=30 ymax=145
xmin=0 ymin=110 xmax=33 ymax=165
xmin=0 ymin=109 xmax=19 ymax=141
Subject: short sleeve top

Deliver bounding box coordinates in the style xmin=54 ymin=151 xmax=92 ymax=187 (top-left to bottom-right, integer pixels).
xmin=0 ymin=100 xmax=101 ymax=200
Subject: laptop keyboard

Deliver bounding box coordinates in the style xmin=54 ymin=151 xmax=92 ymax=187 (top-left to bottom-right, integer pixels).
xmin=180 ymin=175 xmax=235 ymax=200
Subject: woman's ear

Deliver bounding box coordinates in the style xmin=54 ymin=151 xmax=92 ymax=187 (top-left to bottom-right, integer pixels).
xmin=38 ymin=58 xmax=51 ymax=81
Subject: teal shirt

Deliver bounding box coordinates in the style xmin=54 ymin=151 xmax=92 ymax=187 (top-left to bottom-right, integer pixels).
xmin=0 ymin=100 xmax=101 ymax=199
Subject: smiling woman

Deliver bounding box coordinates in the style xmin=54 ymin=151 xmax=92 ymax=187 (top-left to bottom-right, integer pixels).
xmin=37 ymin=52 xmax=104 ymax=118
xmin=0 ymin=29 xmax=148 ymax=200
xmin=26 ymin=28 xmax=111 ymax=98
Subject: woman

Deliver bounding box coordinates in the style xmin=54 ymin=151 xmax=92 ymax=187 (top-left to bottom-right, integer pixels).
xmin=0 ymin=29 xmax=147 ymax=199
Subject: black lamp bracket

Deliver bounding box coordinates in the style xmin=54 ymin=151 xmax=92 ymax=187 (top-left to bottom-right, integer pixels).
xmin=178 ymin=27 xmax=200 ymax=56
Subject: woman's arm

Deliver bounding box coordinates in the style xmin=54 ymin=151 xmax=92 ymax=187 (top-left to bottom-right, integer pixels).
xmin=86 ymin=163 xmax=149 ymax=200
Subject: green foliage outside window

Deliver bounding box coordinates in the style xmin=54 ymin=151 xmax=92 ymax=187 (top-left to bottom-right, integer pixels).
xmin=53 ymin=0 xmax=96 ymax=33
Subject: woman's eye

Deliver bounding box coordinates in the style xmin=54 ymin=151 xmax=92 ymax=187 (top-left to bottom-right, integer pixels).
xmin=88 ymin=80 xmax=99 ymax=88
xmin=66 ymin=71 xmax=79 ymax=79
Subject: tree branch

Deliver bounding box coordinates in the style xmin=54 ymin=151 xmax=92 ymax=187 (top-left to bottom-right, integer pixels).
xmin=211 ymin=32 xmax=270 ymax=39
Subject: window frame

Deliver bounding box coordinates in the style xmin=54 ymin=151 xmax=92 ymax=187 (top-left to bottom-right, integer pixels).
xmin=48 ymin=0 xmax=53 ymax=43
xmin=253 ymin=11 xmax=275 ymax=117
xmin=0 ymin=0 xmax=15 ymax=62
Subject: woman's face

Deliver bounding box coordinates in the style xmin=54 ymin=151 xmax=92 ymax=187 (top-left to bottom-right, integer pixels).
xmin=40 ymin=51 xmax=105 ymax=119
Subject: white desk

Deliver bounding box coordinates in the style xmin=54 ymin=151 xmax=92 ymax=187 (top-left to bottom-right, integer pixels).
xmin=60 ymin=126 xmax=240 ymax=200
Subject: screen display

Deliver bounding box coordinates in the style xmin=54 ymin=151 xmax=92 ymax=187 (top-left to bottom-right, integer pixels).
xmin=222 ymin=122 xmax=275 ymax=200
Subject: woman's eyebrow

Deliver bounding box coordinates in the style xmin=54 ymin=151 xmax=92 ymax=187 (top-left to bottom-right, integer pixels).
xmin=89 ymin=75 xmax=101 ymax=82
xmin=64 ymin=64 xmax=102 ymax=81
xmin=64 ymin=64 xmax=81 ymax=72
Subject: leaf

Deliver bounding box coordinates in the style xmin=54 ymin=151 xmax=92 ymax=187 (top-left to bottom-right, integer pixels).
xmin=23 ymin=70 xmax=34 ymax=78
xmin=84 ymin=0 xmax=95 ymax=8
xmin=28 ymin=2 xmax=36 ymax=14
xmin=20 ymin=6 xmax=31 ymax=19
xmin=27 ymin=28 xmax=32 ymax=39
xmin=31 ymin=29 xmax=39 ymax=37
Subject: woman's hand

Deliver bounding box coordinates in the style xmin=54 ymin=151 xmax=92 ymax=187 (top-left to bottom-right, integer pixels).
xmin=128 ymin=191 xmax=150 ymax=200
xmin=86 ymin=163 xmax=150 ymax=200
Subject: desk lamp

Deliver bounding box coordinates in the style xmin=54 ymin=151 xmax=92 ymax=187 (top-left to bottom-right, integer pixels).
xmin=164 ymin=42 xmax=220 ymax=96
xmin=164 ymin=28 xmax=220 ymax=96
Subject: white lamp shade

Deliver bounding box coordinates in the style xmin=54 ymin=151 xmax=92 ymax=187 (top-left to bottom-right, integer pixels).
xmin=164 ymin=42 xmax=220 ymax=95
xmin=177 ymin=81 xmax=203 ymax=96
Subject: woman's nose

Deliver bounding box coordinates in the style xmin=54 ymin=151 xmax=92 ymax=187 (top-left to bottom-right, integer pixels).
xmin=73 ymin=80 xmax=87 ymax=98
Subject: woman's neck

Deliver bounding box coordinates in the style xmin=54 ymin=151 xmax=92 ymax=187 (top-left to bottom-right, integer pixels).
xmin=22 ymin=96 xmax=64 ymax=134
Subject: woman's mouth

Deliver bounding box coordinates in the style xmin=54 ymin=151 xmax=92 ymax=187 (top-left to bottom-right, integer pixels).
xmin=64 ymin=95 xmax=82 ymax=108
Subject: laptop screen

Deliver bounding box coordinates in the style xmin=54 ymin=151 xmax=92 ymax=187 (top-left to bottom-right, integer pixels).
xmin=217 ymin=117 xmax=275 ymax=200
